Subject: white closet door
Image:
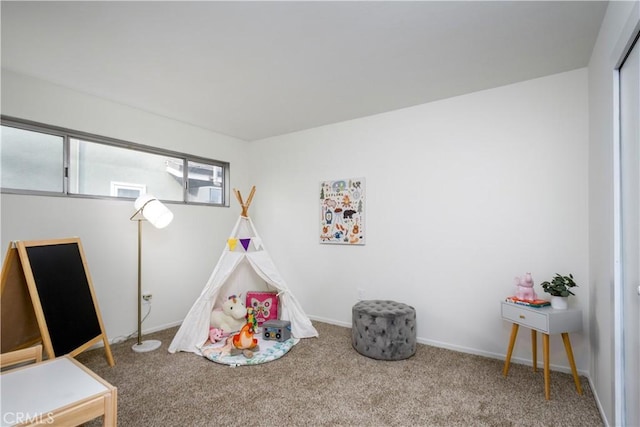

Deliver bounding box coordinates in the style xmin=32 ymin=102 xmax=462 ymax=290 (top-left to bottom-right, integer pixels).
xmin=620 ymin=37 xmax=640 ymax=427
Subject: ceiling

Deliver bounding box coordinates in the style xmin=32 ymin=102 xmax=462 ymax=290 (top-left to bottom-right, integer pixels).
xmin=1 ymin=1 xmax=608 ymax=142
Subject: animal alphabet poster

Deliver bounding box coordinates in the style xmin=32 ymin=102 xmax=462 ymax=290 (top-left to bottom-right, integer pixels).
xmin=320 ymin=178 xmax=365 ymax=245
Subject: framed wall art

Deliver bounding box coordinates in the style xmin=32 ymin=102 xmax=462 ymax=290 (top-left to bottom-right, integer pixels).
xmin=319 ymin=177 xmax=365 ymax=245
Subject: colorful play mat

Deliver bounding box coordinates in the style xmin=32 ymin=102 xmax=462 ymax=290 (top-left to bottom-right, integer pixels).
xmin=201 ymin=336 xmax=298 ymax=366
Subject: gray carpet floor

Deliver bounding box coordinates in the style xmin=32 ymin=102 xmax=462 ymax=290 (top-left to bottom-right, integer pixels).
xmin=78 ymin=321 xmax=604 ymax=426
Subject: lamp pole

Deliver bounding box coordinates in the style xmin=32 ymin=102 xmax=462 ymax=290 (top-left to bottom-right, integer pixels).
xmin=137 ymin=217 xmax=143 ymax=346
xmin=130 ymin=194 xmax=171 ymax=352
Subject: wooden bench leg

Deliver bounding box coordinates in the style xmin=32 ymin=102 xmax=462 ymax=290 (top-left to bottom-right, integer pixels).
xmin=561 ymin=332 xmax=583 ymax=395
xmin=503 ymin=323 xmax=519 ymax=377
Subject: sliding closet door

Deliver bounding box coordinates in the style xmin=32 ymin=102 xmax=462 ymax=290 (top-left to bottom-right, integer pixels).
xmin=620 ymin=37 xmax=640 ymax=427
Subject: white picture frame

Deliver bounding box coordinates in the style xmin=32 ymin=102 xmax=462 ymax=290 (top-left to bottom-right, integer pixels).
xmin=319 ymin=178 xmax=365 ymax=245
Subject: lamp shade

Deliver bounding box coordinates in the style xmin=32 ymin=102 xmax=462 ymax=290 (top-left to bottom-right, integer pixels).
xmin=134 ymin=194 xmax=173 ymax=229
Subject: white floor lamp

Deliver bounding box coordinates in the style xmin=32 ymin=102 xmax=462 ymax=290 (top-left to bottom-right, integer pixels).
xmin=130 ymin=194 xmax=173 ymax=353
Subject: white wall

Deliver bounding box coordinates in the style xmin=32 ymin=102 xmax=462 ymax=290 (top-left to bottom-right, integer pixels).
xmin=249 ymin=69 xmax=590 ymax=372
xmin=0 ymin=70 xmax=251 ymax=341
xmin=587 ymin=2 xmax=639 ymax=425
xmin=1 ymin=64 xmax=592 ymax=382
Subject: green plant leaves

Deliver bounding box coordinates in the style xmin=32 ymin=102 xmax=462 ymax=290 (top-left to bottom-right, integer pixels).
xmin=541 ymin=273 xmax=577 ymax=297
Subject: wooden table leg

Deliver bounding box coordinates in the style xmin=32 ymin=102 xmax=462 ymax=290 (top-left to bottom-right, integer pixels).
xmin=543 ymin=333 xmax=550 ymax=400
xmin=561 ymin=332 xmax=583 ymax=395
xmin=103 ymin=392 xmax=116 ymax=427
xmin=531 ymin=329 xmax=537 ymax=372
xmin=503 ymin=323 xmax=519 ymax=377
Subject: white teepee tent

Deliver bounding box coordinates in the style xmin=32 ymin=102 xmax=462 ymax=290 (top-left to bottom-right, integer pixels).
xmin=169 ymin=187 xmax=318 ymax=354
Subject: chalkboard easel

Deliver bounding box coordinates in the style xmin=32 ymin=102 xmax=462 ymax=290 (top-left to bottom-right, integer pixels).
xmin=1 ymin=238 xmax=114 ymax=366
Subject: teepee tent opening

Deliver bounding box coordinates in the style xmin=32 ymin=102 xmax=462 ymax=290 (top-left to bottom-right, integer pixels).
xmin=169 ymin=186 xmax=318 ymax=355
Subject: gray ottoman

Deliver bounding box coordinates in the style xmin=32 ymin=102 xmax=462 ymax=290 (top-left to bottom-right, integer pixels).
xmin=351 ymin=300 xmax=416 ymax=360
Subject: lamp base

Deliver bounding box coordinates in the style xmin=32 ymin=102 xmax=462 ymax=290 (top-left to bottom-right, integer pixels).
xmin=132 ymin=339 xmax=161 ymax=353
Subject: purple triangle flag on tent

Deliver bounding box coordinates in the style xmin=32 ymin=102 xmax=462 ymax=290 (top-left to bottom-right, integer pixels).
xmin=240 ymin=238 xmax=252 ymax=251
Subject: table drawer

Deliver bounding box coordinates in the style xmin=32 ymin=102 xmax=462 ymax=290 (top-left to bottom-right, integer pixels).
xmin=502 ymin=303 xmax=548 ymax=332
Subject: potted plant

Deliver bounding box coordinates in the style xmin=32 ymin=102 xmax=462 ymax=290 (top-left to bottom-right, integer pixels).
xmin=540 ymin=273 xmax=578 ymax=309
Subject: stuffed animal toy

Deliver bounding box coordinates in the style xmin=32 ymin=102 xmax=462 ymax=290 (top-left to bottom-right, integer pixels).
xmin=515 ymin=273 xmax=537 ymax=301
xmin=210 ymin=295 xmax=247 ymax=333
xmin=232 ymin=323 xmax=258 ymax=351
xmin=204 ymin=322 xmax=259 ymax=359
xmin=232 ymin=322 xmax=259 ymax=358
xmin=246 ymin=307 xmax=258 ymax=332
xmin=208 ymin=327 xmax=225 ymax=343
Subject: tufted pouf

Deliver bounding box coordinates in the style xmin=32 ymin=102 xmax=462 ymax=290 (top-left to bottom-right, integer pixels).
xmin=351 ymin=300 xmax=416 ymax=360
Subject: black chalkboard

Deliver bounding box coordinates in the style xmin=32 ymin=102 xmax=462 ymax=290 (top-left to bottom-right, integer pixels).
xmin=16 ymin=238 xmax=114 ymax=366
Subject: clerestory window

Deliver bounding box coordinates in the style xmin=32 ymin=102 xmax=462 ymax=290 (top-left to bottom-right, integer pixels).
xmin=0 ymin=117 xmax=229 ymax=206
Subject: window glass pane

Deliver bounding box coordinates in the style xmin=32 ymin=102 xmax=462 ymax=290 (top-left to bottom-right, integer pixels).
xmin=185 ymin=160 xmax=223 ymax=204
xmin=69 ymin=138 xmax=183 ymax=201
xmin=0 ymin=126 xmax=64 ymax=192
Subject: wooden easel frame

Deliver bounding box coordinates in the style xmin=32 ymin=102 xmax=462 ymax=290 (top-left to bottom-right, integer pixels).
xmin=2 ymin=238 xmax=114 ymax=366
xmin=0 ymin=244 xmax=41 ymax=353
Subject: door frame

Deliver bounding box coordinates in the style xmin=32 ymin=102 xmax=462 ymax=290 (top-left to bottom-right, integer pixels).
xmin=613 ymin=5 xmax=640 ymax=424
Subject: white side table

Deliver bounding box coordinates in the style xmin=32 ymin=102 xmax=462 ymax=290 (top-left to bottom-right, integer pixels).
xmin=501 ymin=301 xmax=583 ymax=400
xmin=1 ymin=356 xmax=117 ymax=426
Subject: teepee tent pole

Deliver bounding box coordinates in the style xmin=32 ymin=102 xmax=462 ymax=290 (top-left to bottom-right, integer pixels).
xmin=234 ymin=186 xmax=256 ymax=218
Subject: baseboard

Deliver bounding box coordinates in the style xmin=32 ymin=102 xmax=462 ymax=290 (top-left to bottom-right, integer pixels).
xmin=308 ymin=315 xmax=351 ymax=329
xmin=417 ymin=336 xmax=590 ymax=377
xmin=587 ymin=375 xmax=610 ymax=426
xmin=140 ymin=320 xmax=182 ymax=336
xmin=100 ymin=320 xmax=183 ymax=347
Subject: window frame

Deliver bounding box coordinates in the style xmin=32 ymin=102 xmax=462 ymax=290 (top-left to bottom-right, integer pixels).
xmin=109 ymin=181 xmax=147 ymax=198
xmin=1 ymin=116 xmax=230 ymax=207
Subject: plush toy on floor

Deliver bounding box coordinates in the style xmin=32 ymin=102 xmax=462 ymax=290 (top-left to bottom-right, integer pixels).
xmin=233 ymin=322 xmax=259 ymax=358
xmin=210 ymin=295 xmax=247 ymax=333
xmin=246 ymin=307 xmax=258 ymax=332
xmin=208 ymin=327 xmax=225 ymax=343
xmin=515 ymin=273 xmax=537 ymax=301
xmin=204 ymin=322 xmax=260 ymax=359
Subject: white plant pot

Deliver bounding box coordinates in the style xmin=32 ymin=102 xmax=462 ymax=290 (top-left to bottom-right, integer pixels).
xmin=551 ymin=296 xmax=568 ymax=310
